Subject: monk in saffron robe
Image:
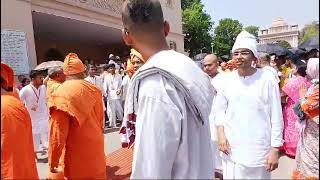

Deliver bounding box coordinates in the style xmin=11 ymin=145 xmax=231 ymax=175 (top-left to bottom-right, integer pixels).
xmin=47 ymin=53 xmax=106 ymax=179
xmin=1 ymin=63 xmax=39 ymax=179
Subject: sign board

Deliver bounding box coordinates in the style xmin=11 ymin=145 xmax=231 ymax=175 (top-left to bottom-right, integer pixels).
xmin=1 ymin=30 xmax=31 ymax=75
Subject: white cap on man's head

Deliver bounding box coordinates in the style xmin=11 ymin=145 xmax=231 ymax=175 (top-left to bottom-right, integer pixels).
xmin=232 ymin=30 xmax=258 ymax=58
xmin=109 ymin=54 xmax=115 ymax=59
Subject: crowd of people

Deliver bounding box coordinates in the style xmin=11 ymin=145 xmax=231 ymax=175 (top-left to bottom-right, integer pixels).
xmin=1 ymin=0 xmax=319 ymax=179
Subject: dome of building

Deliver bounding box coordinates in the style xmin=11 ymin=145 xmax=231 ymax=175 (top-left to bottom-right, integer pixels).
xmin=271 ymin=17 xmax=288 ymax=27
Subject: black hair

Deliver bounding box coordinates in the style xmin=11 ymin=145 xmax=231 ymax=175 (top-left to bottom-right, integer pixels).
xmin=296 ymin=65 xmax=307 ymax=77
xmin=29 ymin=70 xmax=42 ymax=79
xmin=1 ymin=77 xmax=13 ymax=92
xmin=122 ymin=0 xmax=164 ymax=33
xmin=21 ymin=78 xmax=29 ymax=84
xmin=106 ymin=64 xmax=116 ymax=69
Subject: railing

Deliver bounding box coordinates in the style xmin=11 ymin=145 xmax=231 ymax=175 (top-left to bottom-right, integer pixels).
xmin=69 ymin=0 xmax=125 ymax=15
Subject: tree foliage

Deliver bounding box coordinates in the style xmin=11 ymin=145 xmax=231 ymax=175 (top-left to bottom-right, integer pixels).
xmin=182 ymin=1 xmax=214 ymax=57
xmin=244 ymin=25 xmax=259 ymax=38
xmin=181 ymin=0 xmax=201 ymax=10
xmin=300 ymin=21 xmax=319 ymax=42
xmin=213 ymin=18 xmax=243 ymax=57
xmin=277 ymin=40 xmax=292 ymax=49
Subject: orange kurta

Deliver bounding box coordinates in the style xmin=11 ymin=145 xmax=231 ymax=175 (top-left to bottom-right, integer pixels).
xmin=1 ymin=94 xmax=39 ymax=179
xmin=46 ymin=79 xmax=65 ymax=168
xmin=48 ymin=79 xmax=106 ymax=179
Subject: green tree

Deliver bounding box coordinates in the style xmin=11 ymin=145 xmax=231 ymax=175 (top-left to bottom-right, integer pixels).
xmin=300 ymin=21 xmax=319 ymax=42
xmin=244 ymin=25 xmax=259 ymax=38
xmin=181 ymin=0 xmax=200 ymax=10
xmin=277 ymin=40 xmax=292 ymax=49
xmin=213 ymin=18 xmax=243 ymax=57
xmin=182 ymin=1 xmax=214 ymax=57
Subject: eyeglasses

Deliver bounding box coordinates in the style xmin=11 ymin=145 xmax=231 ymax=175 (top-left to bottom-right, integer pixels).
xmin=232 ymin=51 xmax=252 ymax=57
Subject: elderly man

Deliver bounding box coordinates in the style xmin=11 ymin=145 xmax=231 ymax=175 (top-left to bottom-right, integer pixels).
xmin=44 ymin=66 xmax=66 ymax=97
xmin=256 ymin=53 xmax=280 ymax=83
xmin=47 ymin=53 xmax=106 ymax=179
xmin=215 ymin=31 xmax=283 ymax=179
xmin=1 ymin=63 xmax=39 ymax=179
xmin=121 ymin=0 xmax=214 ymax=179
xmin=203 ymin=54 xmax=224 ymax=179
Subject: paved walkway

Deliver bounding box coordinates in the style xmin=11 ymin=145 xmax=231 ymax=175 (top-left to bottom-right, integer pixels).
xmin=37 ymin=131 xmax=296 ymax=179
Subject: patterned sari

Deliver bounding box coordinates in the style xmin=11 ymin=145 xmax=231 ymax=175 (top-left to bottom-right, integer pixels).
xmin=282 ymin=76 xmax=311 ymax=157
xmin=293 ymin=81 xmax=319 ymax=180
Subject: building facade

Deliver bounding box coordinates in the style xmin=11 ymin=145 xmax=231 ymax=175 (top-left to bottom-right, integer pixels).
xmin=258 ymin=18 xmax=299 ymax=47
xmin=1 ymin=0 xmax=184 ymax=73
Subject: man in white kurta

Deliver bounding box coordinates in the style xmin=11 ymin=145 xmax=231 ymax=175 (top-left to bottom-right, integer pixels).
xmin=19 ymin=70 xmax=49 ymax=152
xmin=85 ymin=65 xmax=106 ymax=125
xmin=203 ymin=54 xmax=224 ymax=178
xmin=215 ymin=31 xmax=283 ymax=179
xmin=103 ymin=64 xmax=123 ymax=128
xmin=121 ymin=0 xmax=214 ymax=179
xmin=121 ymin=74 xmax=130 ymax=104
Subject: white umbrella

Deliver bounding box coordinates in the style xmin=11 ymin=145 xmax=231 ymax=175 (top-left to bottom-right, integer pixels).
xmin=34 ymin=61 xmax=63 ymax=70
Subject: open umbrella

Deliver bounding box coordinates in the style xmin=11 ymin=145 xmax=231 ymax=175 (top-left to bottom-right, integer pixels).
xmin=287 ymin=48 xmax=306 ymax=63
xmin=257 ymin=43 xmax=290 ymax=56
xmin=193 ymin=53 xmax=208 ymax=61
xmin=34 ymin=60 xmax=63 ymax=70
xmin=298 ymin=36 xmax=319 ymax=51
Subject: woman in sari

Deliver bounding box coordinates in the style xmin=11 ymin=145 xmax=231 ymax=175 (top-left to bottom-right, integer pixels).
xmin=281 ymin=66 xmax=311 ymax=158
xmin=292 ymin=58 xmax=319 ymax=180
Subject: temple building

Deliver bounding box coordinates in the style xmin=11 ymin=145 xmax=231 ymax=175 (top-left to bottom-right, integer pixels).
xmin=1 ymin=0 xmax=184 ymax=75
xmin=258 ymin=18 xmax=299 ymax=48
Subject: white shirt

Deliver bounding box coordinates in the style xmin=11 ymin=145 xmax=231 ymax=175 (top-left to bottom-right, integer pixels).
xmin=121 ymin=75 xmax=130 ymax=101
xmin=85 ymin=75 xmax=104 ymax=95
xmin=103 ymin=73 xmax=122 ymax=100
xmin=19 ymin=84 xmax=49 ymax=134
xmin=263 ymin=66 xmax=280 ymax=83
xmin=131 ymin=50 xmax=214 ymax=179
xmin=214 ymin=69 xmax=283 ymax=167
xmin=208 ymin=73 xmax=224 ymax=142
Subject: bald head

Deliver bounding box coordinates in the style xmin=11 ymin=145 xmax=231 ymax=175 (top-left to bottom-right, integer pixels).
xmin=203 ymin=54 xmax=219 ymax=77
xmin=122 ymin=0 xmax=164 ymax=35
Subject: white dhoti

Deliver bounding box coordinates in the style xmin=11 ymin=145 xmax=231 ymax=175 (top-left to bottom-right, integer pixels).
xmin=33 ymin=133 xmax=48 ymax=152
xmin=31 ymin=117 xmax=49 ymax=152
xmin=107 ymin=99 xmax=123 ymax=127
xmin=222 ymin=155 xmax=270 ymax=179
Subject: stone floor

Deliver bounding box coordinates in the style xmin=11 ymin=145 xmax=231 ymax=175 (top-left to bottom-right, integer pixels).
xmin=37 ymin=130 xmax=296 ymax=179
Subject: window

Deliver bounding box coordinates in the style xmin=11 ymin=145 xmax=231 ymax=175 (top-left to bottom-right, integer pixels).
xmin=169 ymin=41 xmax=177 ymax=51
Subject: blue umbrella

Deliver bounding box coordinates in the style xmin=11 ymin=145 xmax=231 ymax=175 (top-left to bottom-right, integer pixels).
xmin=298 ymin=36 xmax=319 ymax=51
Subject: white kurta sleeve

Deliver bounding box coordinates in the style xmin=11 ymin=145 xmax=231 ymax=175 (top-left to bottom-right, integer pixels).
xmin=103 ymin=77 xmax=108 ymax=97
xmin=131 ymin=96 xmax=182 ymax=179
xmin=19 ymin=88 xmax=26 ymax=104
xmin=117 ymin=75 xmax=123 ymax=90
xmin=268 ymin=81 xmax=284 ymax=148
xmin=213 ymin=90 xmax=228 ymax=126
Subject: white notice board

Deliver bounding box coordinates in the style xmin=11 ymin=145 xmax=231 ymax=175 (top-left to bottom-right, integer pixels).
xmin=1 ymin=30 xmax=31 ymax=75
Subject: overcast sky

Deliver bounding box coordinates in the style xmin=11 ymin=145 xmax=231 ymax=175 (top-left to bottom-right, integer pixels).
xmin=201 ymin=0 xmax=319 ymax=30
